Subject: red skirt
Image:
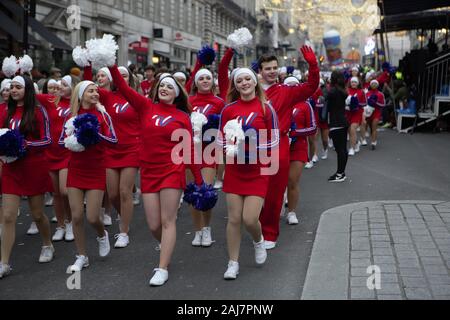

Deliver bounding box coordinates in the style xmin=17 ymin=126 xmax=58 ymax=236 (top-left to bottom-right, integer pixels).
xmin=314 ymin=109 xmax=329 ymax=129
xmin=2 ymin=157 xmax=52 ymax=196
xmin=140 ymin=163 xmax=186 ymax=193
xmin=367 ymin=108 xmax=382 ymax=123
xmin=46 ymin=144 xmax=70 ymax=171
xmin=223 ymin=163 xmax=269 ymax=198
xmin=290 ymin=137 xmax=309 ymax=163
xmin=67 ymin=166 xmax=106 ymax=190
xmin=346 ymin=109 xmax=363 ymax=125
xmin=104 ymin=143 xmax=140 ymax=169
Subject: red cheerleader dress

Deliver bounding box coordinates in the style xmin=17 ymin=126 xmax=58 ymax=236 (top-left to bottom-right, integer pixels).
xmin=345 ymin=88 xmax=367 ymax=125
xmin=290 ymin=101 xmax=317 ymax=163
xmin=0 ymin=104 xmax=52 ymax=196
xmin=109 ymin=65 xmax=203 ymax=193
xmin=365 ymin=89 xmax=386 ymax=122
xmin=217 ymin=97 xmax=279 ymax=198
xmin=189 ymin=92 xmax=225 ymax=169
xmin=36 ymin=94 xmax=71 ymax=171
xmin=60 ymin=108 xmax=118 ymax=190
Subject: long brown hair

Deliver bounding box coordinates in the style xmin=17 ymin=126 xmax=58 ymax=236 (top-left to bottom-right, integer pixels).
xmin=226 ymin=70 xmax=267 ymax=115
xmin=153 ymin=76 xmax=191 ymax=114
xmin=4 ymin=76 xmax=39 ymax=139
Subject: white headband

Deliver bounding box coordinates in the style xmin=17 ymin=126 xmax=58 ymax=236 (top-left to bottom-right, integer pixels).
xmin=173 ymin=72 xmax=187 ymax=80
xmin=78 ymin=80 xmax=96 ymax=100
xmin=11 ymin=76 xmax=25 ymax=88
xmin=62 ymin=75 xmax=72 ymax=88
xmin=159 ymin=73 xmax=171 ymax=80
xmin=352 ymin=67 xmax=359 ymax=72
xmin=194 ymin=69 xmax=213 ymax=85
xmin=233 ymin=68 xmax=257 ymax=86
xmin=99 ymin=67 xmax=112 ymax=82
xmin=350 ymin=77 xmax=359 ymax=84
xmin=370 ymin=80 xmax=379 ymax=87
xmin=1 ymin=79 xmax=11 ymax=92
xmin=160 ymin=77 xmax=180 ymax=97
xmin=283 ymin=76 xmax=300 ymax=85
xmin=48 ymin=79 xmax=59 ymax=86
xmin=118 ymin=66 xmax=129 ymax=76
xmin=230 ymin=68 xmax=240 ymax=80
xmin=280 ymin=66 xmax=287 ymax=73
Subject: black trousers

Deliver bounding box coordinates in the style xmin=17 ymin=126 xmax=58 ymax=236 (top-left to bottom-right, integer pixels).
xmin=329 ymin=127 xmax=348 ymax=174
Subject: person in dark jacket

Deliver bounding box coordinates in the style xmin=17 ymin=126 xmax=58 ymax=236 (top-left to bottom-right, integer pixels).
xmin=325 ymin=71 xmax=349 ymax=182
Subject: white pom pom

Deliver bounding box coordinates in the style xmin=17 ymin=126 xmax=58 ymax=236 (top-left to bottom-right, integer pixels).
xmin=190 ymin=111 xmax=208 ymax=144
xmin=345 ymin=95 xmax=352 ymax=106
xmin=64 ymin=117 xmax=76 ymax=136
xmin=18 ymin=55 xmax=33 ymax=74
xmin=2 ymin=55 xmax=19 ymax=78
xmin=227 ymin=28 xmax=253 ymax=49
xmin=72 ymin=46 xmax=90 ymax=67
xmin=86 ymin=34 xmax=119 ymax=69
xmin=223 ymin=119 xmax=245 ymax=157
xmin=64 ymin=134 xmax=85 ymax=152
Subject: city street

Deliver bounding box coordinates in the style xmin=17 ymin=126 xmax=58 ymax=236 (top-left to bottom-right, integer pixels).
xmin=1 ymin=129 xmax=449 ymax=300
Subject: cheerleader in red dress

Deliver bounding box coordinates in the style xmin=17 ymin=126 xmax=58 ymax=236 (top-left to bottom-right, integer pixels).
xmin=84 ymin=65 xmax=140 ymax=249
xmin=109 ymin=64 xmax=203 ymax=286
xmin=360 ymin=71 xmax=376 ymax=144
xmin=0 ymin=80 xmax=11 ymax=237
xmin=286 ymin=100 xmax=317 ymax=225
xmin=365 ymin=80 xmax=386 ymax=150
xmin=257 ymin=46 xmax=319 ymax=249
xmin=36 ymin=75 xmax=80 ymax=242
xmin=217 ymin=68 xmax=280 ymax=280
xmin=346 ymin=77 xmax=367 ymax=156
xmin=60 ymin=80 xmax=118 ymax=273
xmin=187 ymin=68 xmax=225 ymax=248
xmin=0 ymin=76 xmax=54 ymax=279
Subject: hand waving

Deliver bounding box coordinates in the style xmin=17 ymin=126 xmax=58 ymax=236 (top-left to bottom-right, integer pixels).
xmin=300 ymin=46 xmax=318 ymax=66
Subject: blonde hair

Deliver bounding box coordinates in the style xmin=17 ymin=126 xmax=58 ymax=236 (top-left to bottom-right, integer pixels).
xmin=226 ymin=71 xmax=267 ymax=115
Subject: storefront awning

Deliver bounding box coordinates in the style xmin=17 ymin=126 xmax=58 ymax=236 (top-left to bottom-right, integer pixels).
xmin=0 ymin=10 xmax=39 ymax=46
xmin=379 ymin=0 xmax=450 ymax=16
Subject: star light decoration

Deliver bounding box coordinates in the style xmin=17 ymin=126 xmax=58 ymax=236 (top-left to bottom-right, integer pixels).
xmin=261 ymin=0 xmax=380 ymax=42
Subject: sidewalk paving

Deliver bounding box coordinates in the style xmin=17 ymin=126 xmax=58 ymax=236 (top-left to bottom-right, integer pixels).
xmin=301 ymin=200 xmax=450 ymax=300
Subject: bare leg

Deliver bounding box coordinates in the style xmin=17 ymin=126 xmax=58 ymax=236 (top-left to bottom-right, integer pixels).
xmin=242 ymin=196 xmax=265 ymax=242
xmin=287 ymin=161 xmax=304 ymax=212
xmin=225 ymin=193 xmax=244 ymax=262
xmin=1 ymin=194 xmax=20 ymax=264
xmin=68 ymin=188 xmax=87 ymax=256
xmin=28 ymin=195 xmax=52 ymax=246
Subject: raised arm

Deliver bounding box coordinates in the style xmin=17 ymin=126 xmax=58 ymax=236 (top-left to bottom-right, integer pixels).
xmin=109 ymin=64 xmax=150 ymax=116
xmin=218 ymin=47 xmax=235 ymax=101
xmin=185 ymin=58 xmax=203 ymax=94
xmin=83 ymin=65 xmax=93 ymax=81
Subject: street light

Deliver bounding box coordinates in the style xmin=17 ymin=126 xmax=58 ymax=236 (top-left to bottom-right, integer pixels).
xmin=152 ymin=56 xmax=160 ymax=64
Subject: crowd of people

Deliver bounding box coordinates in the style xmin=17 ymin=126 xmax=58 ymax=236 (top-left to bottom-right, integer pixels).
xmin=0 ymin=30 xmax=397 ymax=286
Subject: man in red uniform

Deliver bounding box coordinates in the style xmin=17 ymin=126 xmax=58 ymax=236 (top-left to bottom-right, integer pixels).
xmin=258 ymin=46 xmax=320 ymax=249
xmin=140 ymin=65 xmax=156 ymax=96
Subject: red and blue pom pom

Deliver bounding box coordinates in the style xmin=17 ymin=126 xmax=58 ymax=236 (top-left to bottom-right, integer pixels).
xmin=368 ymin=95 xmax=378 ymax=107
xmin=198 ymin=46 xmax=216 ymax=66
xmin=183 ymin=182 xmax=218 ymax=211
xmin=350 ymin=96 xmax=359 ymax=111
xmin=0 ymin=129 xmax=27 ymax=159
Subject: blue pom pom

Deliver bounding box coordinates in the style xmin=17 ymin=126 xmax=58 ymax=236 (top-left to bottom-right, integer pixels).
xmin=251 ymin=60 xmax=259 ymax=73
xmin=343 ymin=70 xmax=351 ymax=81
xmin=382 ymin=62 xmax=391 ymax=71
xmin=73 ymin=113 xmax=101 ymax=148
xmin=201 ymin=114 xmax=221 ymax=145
xmin=290 ymin=121 xmax=297 ymax=144
xmin=308 ymin=97 xmax=316 ymax=108
xmin=0 ymin=129 xmax=27 ymax=158
xmin=287 ymin=66 xmax=294 ymax=75
xmin=350 ymin=96 xmax=359 ymax=111
xmin=198 ymin=46 xmax=216 ymax=65
xmin=368 ymin=95 xmax=378 ymax=107
xmin=184 ymin=182 xmax=218 ymax=211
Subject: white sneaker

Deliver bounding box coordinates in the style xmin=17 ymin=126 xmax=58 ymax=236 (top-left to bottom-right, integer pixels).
xmin=312 ymin=154 xmax=319 ymax=163
xmin=213 ymin=180 xmax=223 ymax=189
xmin=304 ymin=161 xmax=314 ymax=169
xmin=365 ymin=132 xmax=370 ymax=138
xmin=97 ymin=230 xmax=110 ymax=258
xmin=0 ymin=263 xmax=12 ymax=279
xmin=67 ymin=255 xmax=89 ymax=273
xmin=355 ymin=142 xmax=361 ymax=153
xmin=201 ymin=227 xmax=213 ymax=247
xmin=39 ymin=245 xmax=55 ymax=263
xmin=52 ymin=227 xmax=65 ymax=241
xmin=65 ymin=222 xmax=74 ymax=242
xmin=149 ymin=268 xmax=169 ymax=286
xmin=102 ymin=211 xmax=112 ymax=227
xmin=224 ymin=261 xmax=239 ymax=280
xmin=328 ymin=139 xmax=334 ymax=149
xmin=192 ymin=231 xmax=202 ymax=247
xmin=264 ymin=240 xmax=277 ymax=250
xmin=133 ymin=188 xmax=141 ymax=206
xmin=287 ymin=211 xmax=299 ymax=225
xmin=155 ymin=242 xmax=161 ymax=251
xmin=321 ymin=149 xmax=328 ymax=160
xmin=348 ymin=148 xmax=355 ymax=156
xmin=114 ymin=233 xmax=130 ymax=248
xmin=27 ymin=222 xmax=39 ymax=235
xmin=253 ymin=237 xmax=267 ymax=265
xmin=45 ymin=194 xmax=54 ymax=206
xmin=51 ymin=216 xmax=57 ymax=223
xmin=361 ymin=139 xmax=368 ymax=146
xmin=371 ymin=141 xmax=377 ymax=150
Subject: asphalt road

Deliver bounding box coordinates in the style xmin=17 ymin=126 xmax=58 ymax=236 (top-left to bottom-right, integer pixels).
xmin=0 ymin=129 xmax=449 ymax=299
